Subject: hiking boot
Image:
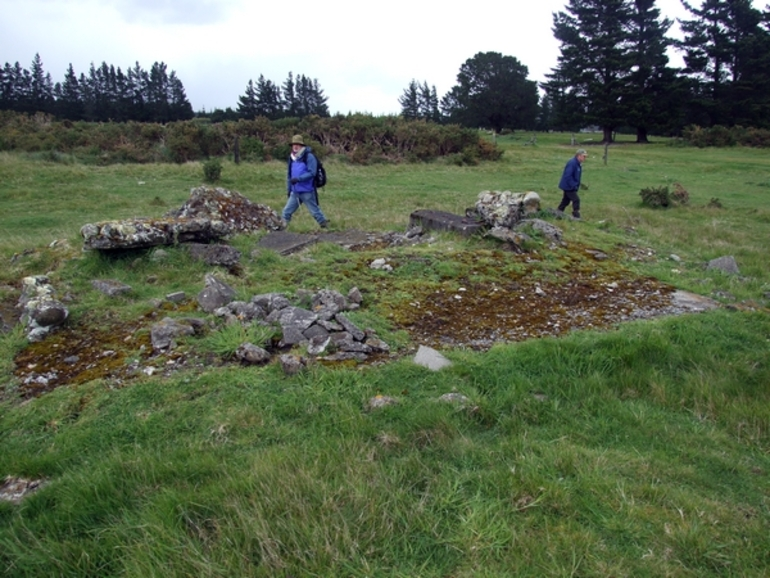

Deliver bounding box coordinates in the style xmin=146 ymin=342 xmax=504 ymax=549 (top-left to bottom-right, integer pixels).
xmin=319 ymin=220 xmax=329 ymax=229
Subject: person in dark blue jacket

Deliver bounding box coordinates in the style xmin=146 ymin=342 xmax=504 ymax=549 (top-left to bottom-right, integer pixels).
xmin=557 ymin=148 xmax=587 ymax=219
xmin=281 ymin=135 xmax=328 ymax=229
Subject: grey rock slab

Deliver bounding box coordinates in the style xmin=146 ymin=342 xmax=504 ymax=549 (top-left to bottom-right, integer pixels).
xmin=257 ymin=231 xmax=319 ymax=255
xmin=409 ymin=209 xmax=486 ymax=238
xmin=414 ymin=345 xmax=452 ymax=371
xmin=707 ymin=255 xmax=740 ymax=275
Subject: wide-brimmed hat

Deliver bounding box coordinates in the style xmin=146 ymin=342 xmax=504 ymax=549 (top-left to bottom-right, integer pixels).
xmin=291 ymin=134 xmax=305 ymax=145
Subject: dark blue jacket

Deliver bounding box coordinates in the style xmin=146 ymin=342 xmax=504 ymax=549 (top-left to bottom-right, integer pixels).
xmin=287 ymin=147 xmax=317 ymax=194
xmin=558 ymin=156 xmax=582 ymax=192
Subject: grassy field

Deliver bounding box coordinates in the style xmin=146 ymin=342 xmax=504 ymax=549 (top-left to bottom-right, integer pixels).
xmin=1 ymin=132 xmax=769 ymax=576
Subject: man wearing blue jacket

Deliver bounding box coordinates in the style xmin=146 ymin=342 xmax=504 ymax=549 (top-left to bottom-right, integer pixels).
xmin=282 ymin=135 xmax=328 ymax=229
xmin=557 ymin=148 xmax=587 ymax=219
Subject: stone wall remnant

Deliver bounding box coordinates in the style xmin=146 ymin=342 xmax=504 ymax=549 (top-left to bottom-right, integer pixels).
xmin=81 ymin=187 xmax=284 ymax=251
xmin=475 ymin=190 xmax=541 ymax=229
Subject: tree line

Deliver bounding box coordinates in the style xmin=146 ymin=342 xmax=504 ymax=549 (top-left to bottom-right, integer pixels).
xmin=0 ymin=54 xmax=329 ymax=125
xmin=3 ymin=0 xmax=769 ymax=141
xmin=0 ymin=55 xmax=194 ymax=123
xmin=401 ymin=0 xmax=770 ymax=141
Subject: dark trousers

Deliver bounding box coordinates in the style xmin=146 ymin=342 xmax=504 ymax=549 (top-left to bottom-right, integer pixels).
xmin=558 ymin=189 xmax=580 ymax=217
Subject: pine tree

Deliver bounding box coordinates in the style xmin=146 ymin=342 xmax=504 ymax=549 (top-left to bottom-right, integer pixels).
xmin=0 ymin=62 xmax=25 ymax=112
xmin=29 ymin=53 xmax=55 ymax=114
xmin=546 ymin=0 xmax=635 ymax=143
xmin=237 ymin=79 xmax=259 ymax=118
xmin=54 ymin=63 xmax=83 ymax=120
xmin=255 ymin=75 xmax=283 ymax=119
xmin=679 ymin=0 xmax=770 ymax=127
xmin=399 ymin=80 xmax=420 ymax=120
xmin=168 ymin=71 xmax=193 ymax=120
xmin=625 ymin=0 xmax=679 ymax=142
xmin=127 ymin=63 xmax=147 ymax=121
xmin=282 ymin=72 xmax=297 ymax=117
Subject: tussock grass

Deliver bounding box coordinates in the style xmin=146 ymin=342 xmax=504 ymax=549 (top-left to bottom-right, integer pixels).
xmin=2 ymin=134 xmax=770 ymax=576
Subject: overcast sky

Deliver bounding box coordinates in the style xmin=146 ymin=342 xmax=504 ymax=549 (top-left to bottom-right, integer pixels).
xmin=2 ymin=0 xmax=700 ymax=115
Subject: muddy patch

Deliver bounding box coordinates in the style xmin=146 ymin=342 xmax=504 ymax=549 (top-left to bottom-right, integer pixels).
xmin=7 ymin=236 xmax=720 ymax=398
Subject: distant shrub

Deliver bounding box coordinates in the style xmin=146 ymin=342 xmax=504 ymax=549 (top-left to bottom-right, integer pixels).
xmin=639 ymin=184 xmax=689 ymax=208
xmin=672 ymin=182 xmax=690 ymax=205
xmin=239 ymin=136 xmax=265 ymax=161
xmin=203 ymin=158 xmax=223 ymax=182
xmin=683 ymin=124 xmax=770 ymax=148
xmin=0 ymin=111 xmax=504 ymax=165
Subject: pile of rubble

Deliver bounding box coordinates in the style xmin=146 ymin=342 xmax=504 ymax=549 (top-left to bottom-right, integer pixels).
xmin=150 ymin=274 xmax=390 ymax=371
xmin=80 ymin=187 xmax=284 ymax=251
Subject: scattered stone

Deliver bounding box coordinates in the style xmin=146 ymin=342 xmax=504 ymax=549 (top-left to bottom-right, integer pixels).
xmin=150 ymin=317 xmax=204 ymax=351
xmin=18 ymin=275 xmax=69 ymax=342
xmin=712 ymin=290 xmax=736 ymax=301
xmin=370 ymin=258 xmax=393 ymax=271
xmin=347 ymin=286 xmax=363 ymax=305
xmin=367 ymin=395 xmax=399 ymax=410
xmin=335 ymin=313 xmax=366 ymax=341
xmin=513 ymin=219 xmax=564 ymax=244
xmin=197 ymin=274 xmax=237 ymax=313
xmin=166 ymin=291 xmax=186 ymax=303
xmin=0 ymin=476 xmax=47 ymax=504
xmin=251 ymin=292 xmax=291 ymax=312
xmin=279 ymin=353 xmax=307 ymax=375
xmin=584 ymin=249 xmax=609 ymax=261
xmin=707 ymin=255 xmax=740 ymax=275
xmin=670 ymin=254 xmax=682 ymax=262
xmin=91 ymin=279 xmax=132 ymax=297
xmin=321 ymin=351 xmax=368 ymax=362
xmin=235 ymin=343 xmax=271 ymax=365
xmin=307 ymin=334 xmax=331 ymax=355
xmin=414 ymin=345 xmax=452 ymax=371
xmin=365 ymin=337 xmax=390 ymax=353
xmin=438 ymin=392 xmax=470 ymax=405
xmin=187 ymin=243 xmax=241 ymax=268
xmin=487 ymin=226 xmax=531 ymax=247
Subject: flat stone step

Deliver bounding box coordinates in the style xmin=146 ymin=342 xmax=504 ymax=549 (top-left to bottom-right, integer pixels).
xmin=410 ymin=210 xmax=486 ymax=238
xmin=257 ymin=231 xmax=318 ymax=255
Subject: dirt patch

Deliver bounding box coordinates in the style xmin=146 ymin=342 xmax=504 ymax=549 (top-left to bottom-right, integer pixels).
xmin=7 ymin=233 xmax=720 ymax=398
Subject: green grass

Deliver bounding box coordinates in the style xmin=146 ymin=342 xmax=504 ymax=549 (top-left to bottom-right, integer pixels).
xmin=1 ymin=133 xmax=769 ymax=576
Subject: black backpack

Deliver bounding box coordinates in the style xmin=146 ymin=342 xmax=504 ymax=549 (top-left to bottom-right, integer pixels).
xmin=314 ymin=158 xmax=327 ymax=188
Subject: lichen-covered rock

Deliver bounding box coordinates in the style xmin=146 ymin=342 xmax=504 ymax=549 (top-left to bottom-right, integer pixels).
xmin=235 ymin=343 xmax=271 ymax=364
xmin=475 ymin=190 xmax=541 ymax=228
xmin=279 ymin=353 xmax=307 ymax=375
xmin=150 ymin=317 xmax=205 ymax=351
xmin=167 ymin=186 xmax=284 ymax=234
xmin=197 ymin=274 xmax=237 ymax=313
xmin=81 ymin=187 xmax=283 ymax=251
xmin=18 ymin=275 xmax=69 ymax=342
xmin=187 ymin=243 xmax=242 ymax=268
xmin=91 ymin=279 xmax=132 ymax=297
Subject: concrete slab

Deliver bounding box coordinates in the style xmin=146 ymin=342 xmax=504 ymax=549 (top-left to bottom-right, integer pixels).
xmin=409 ymin=209 xmax=486 ymax=238
xmin=256 ymin=231 xmax=319 ymax=255
xmin=257 ymin=229 xmax=383 ymax=255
